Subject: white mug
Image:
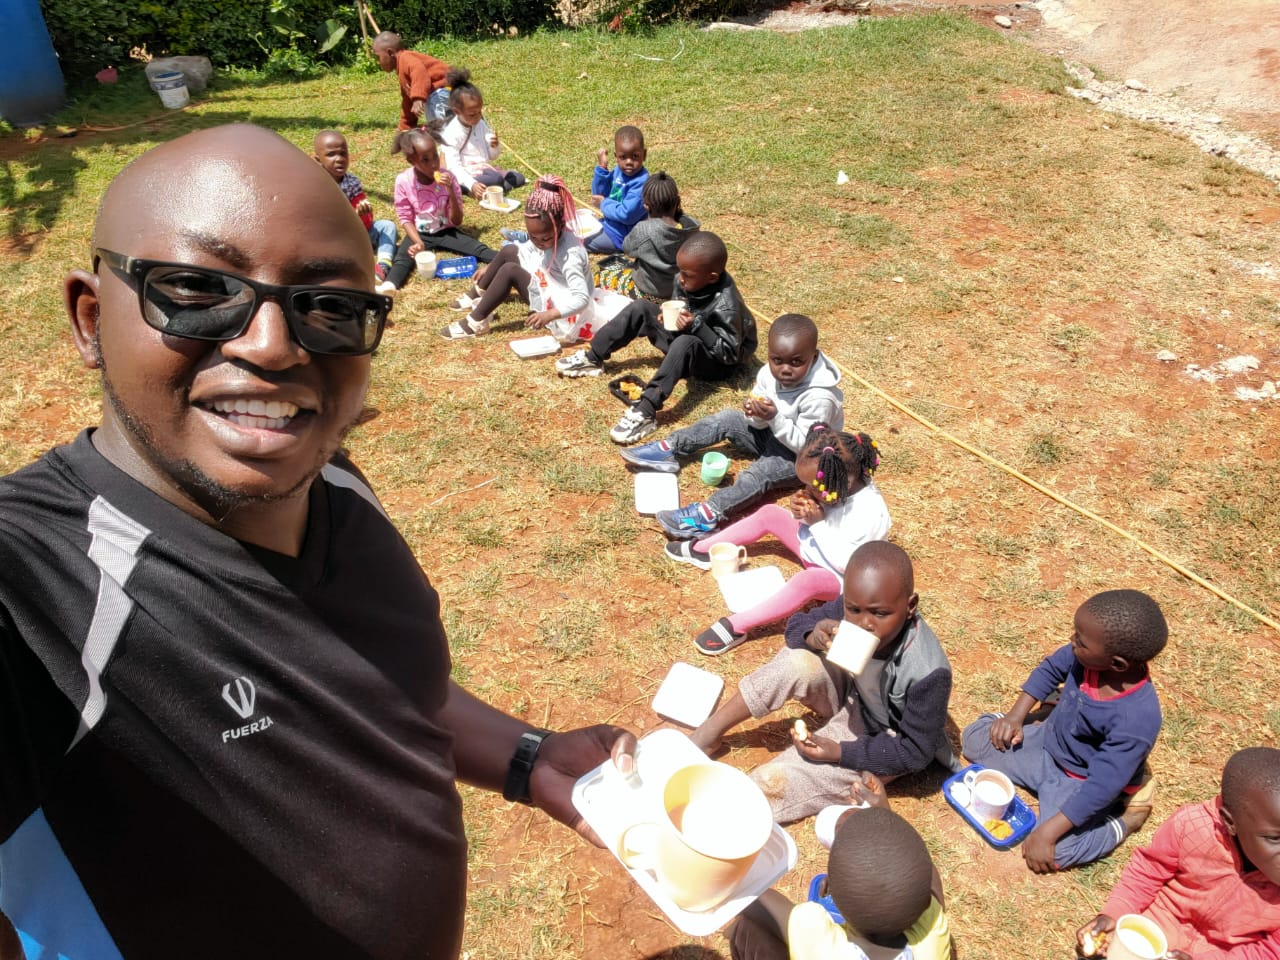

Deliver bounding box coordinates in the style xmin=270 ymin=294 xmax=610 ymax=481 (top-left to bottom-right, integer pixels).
xmin=1108 ymin=915 xmax=1168 ymax=960
xmin=825 ymin=621 xmax=878 ymax=675
xmin=484 ymin=185 xmax=504 ymax=207
xmin=661 ymin=299 xmax=685 ymax=331
xmin=963 ymin=768 xmax=1014 ymax=821
xmin=708 ymin=543 xmax=746 ymax=580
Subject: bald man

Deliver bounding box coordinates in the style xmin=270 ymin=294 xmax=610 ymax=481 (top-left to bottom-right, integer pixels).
xmin=0 ymin=124 xmax=633 ymax=960
xmin=370 ymin=31 xmax=451 ymax=130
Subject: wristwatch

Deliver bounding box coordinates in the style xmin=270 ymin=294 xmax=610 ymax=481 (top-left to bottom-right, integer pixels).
xmin=503 ymin=728 xmax=554 ymax=805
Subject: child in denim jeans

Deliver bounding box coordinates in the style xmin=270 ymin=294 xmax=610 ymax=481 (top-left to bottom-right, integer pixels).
xmin=620 ymin=314 xmax=843 ymax=538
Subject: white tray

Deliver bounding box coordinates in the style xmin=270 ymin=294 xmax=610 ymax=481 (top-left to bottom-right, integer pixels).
xmin=509 ymin=335 xmax=560 ymax=358
xmin=634 ymin=472 xmax=679 ymax=514
xmin=718 ymin=565 xmax=786 ymax=614
xmin=479 ymin=197 xmax=521 ymax=213
xmin=652 ymin=662 xmax=724 ymax=727
xmin=573 ymin=210 xmax=603 ymax=239
xmin=571 ymin=729 xmax=796 ymax=936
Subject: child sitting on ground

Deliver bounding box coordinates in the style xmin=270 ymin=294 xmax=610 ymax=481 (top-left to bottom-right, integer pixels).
xmin=1076 ymin=745 xmax=1280 ymax=959
xmin=585 ymin=125 xmax=650 ymax=254
xmin=556 ymin=232 xmax=756 ymax=444
xmin=691 ymin=541 xmax=959 ymax=823
xmin=595 ymin=171 xmax=699 ymax=302
xmin=728 ymin=780 xmax=952 ymax=960
xmin=439 ymin=175 xmax=594 ymax=342
xmin=439 ymin=68 xmax=527 ymax=201
xmin=962 ymin=589 xmax=1168 ymax=874
xmin=389 ymin=129 xmax=496 ymax=292
xmin=619 ymin=314 xmax=842 ymax=538
xmin=371 ymin=31 xmax=452 ymax=129
xmin=665 ymin=425 xmax=889 ymax=656
xmin=312 ymin=130 xmax=401 ymax=289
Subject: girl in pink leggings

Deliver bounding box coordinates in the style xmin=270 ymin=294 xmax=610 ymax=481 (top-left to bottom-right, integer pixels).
xmin=664 ymin=425 xmax=890 ymax=655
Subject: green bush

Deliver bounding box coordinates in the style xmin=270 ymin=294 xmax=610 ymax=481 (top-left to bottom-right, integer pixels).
xmin=38 ymin=0 xmax=361 ymax=82
xmin=373 ymin=0 xmax=560 ymax=40
xmin=569 ymin=0 xmax=764 ymax=30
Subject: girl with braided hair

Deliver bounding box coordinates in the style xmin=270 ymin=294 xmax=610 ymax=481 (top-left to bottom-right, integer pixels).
xmin=665 ymin=425 xmax=891 ymax=655
xmin=595 ymin=171 xmax=699 ymax=302
xmin=441 ymin=174 xmax=596 ymax=342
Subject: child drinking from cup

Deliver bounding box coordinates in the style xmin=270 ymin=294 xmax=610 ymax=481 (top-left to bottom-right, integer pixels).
xmin=962 ymin=589 xmax=1168 ymax=874
xmin=389 ymin=129 xmax=496 ymax=294
xmin=620 ymin=315 xmax=843 ymax=539
xmin=312 ymin=130 xmax=401 ymax=290
xmin=728 ymin=796 xmax=952 ymax=960
xmin=595 ymin=171 xmax=699 ymax=302
xmin=586 ymin=125 xmax=650 ymax=253
xmin=1076 ymin=745 xmax=1280 ymax=960
xmin=691 ymin=541 xmax=960 ymax=823
xmin=440 ymin=175 xmax=594 ymax=342
xmin=556 ymin=232 xmax=756 ymax=444
xmin=663 ymin=426 xmax=889 ymax=656
xmin=438 ymin=68 xmax=527 ymax=201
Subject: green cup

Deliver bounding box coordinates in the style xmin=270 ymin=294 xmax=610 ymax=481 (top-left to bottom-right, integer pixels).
xmin=701 ymin=452 xmax=730 ymax=485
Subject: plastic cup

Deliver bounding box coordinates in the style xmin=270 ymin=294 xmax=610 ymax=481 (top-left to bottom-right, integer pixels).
xmin=661 ymin=300 xmax=686 ymax=331
xmin=415 ymin=251 xmax=437 ymax=277
xmin=700 ymin=451 xmax=729 ymax=485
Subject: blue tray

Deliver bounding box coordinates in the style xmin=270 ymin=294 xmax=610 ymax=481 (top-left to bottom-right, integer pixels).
xmin=942 ymin=764 xmax=1037 ymax=849
xmin=435 ymin=255 xmax=477 ymax=279
xmin=807 ymin=873 xmax=845 ymax=925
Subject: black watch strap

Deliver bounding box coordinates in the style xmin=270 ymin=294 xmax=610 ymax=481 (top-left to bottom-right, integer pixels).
xmin=503 ymin=729 xmax=553 ymax=805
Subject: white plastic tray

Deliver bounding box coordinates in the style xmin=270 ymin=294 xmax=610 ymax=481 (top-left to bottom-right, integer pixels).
xmin=634 ymin=472 xmax=679 ymax=514
xmin=571 ymin=729 xmax=796 ymax=936
xmin=652 ymin=662 xmax=724 ymax=727
xmin=573 ymin=210 xmax=603 ymax=239
xmin=718 ymin=565 xmax=786 ymax=614
xmin=479 ymin=197 xmax=521 ymax=213
xmin=509 ymin=335 xmax=560 ymax=359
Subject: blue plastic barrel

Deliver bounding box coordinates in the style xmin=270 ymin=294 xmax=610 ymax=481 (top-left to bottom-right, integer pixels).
xmin=0 ymin=0 xmax=66 ymax=126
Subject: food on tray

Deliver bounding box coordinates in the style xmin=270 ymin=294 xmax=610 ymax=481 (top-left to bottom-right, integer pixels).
xmin=794 ymin=719 xmax=809 ymax=741
xmin=620 ymin=381 xmax=642 ymax=400
xmin=982 ymin=818 xmax=1013 ymax=840
xmin=1080 ymin=930 xmax=1108 ymax=957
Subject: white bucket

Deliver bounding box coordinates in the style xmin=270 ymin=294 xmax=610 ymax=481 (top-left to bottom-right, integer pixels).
xmin=150 ymin=71 xmax=190 ymax=109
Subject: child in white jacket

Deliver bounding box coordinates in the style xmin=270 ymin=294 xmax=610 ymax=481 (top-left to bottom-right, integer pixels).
xmin=664 ymin=425 xmax=890 ymax=655
xmin=438 ymin=69 xmax=526 ymax=200
xmin=621 ymin=314 xmax=844 ymax=537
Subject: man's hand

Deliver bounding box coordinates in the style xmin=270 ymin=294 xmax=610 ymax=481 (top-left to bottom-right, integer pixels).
xmin=793 ymin=732 xmax=841 ymax=763
xmin=529 ymin=725 xmax=638 ymax=846
xmin=805 ymin=618 xmax=841 ymax=653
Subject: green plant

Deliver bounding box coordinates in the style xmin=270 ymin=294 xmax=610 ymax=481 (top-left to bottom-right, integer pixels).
xmin=375 ymin=0 xmax=560 ymax=40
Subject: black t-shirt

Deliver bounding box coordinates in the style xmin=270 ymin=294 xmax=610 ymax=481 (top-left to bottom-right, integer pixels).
xmin=0 ymin=431 xmax=467 ymax=959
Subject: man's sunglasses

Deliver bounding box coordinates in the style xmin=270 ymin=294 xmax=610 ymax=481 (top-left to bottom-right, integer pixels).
xmin=93 ymin=248 xmax=391 ymax=357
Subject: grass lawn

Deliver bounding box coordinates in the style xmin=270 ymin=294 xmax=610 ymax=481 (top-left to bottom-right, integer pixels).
xmin=2 ymin=14 xmax=1278 ymax=959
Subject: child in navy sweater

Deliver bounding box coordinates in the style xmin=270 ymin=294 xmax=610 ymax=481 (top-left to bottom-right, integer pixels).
xmin=962 ymin=589 xmax=1167 ymax=874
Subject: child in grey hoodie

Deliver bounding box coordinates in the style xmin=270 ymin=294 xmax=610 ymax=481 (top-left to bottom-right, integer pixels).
xmin=620 ymin=314 xmax=845 ymax=538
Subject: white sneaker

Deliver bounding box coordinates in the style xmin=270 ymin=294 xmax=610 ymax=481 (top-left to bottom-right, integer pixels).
xmin=375 ymin=280 xmax=397 ymax=296
xmin=610 ymin=406 xmax=656 ymax=444
xmin=439 ymin=314 xmax=491 ymax=340
xmin=554 ymin=349 xmax=604 ymax=378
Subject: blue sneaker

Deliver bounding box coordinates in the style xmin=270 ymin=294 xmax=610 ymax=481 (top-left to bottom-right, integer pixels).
xmin=500 ymin=227 xmax=529 ymax=244
xmin=657 ymin=502 xmax=718 ymax=540
xmin=619 ymin=439 xmax=680 ymax=473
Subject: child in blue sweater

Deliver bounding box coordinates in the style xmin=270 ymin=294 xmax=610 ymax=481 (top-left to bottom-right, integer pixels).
xmin=586 ymin=125 xmax=649 ymax=253
xmin=962 ymin=589 xmax=1167 ymax=874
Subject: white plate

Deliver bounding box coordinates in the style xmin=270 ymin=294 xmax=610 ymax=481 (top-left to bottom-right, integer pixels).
xmin=509 ymin=335 xmax=560 ymax=358
xmin=652 ymin=662 xmax=724 ymax=727
xmin=571 ymin=729 xmax=797 ymax=936
xmin=718 ymin=565 xmax=787 ymax=614
xmin=479 ymin=197 xmax=521 ymax=213
xmin=634 ymin=472 xmax=679 ymax=514
xmin=572 ymin=210 xmax=603 ymax=239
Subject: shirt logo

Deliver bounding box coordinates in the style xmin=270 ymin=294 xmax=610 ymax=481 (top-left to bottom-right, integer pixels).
xmin=222 ymin=677 xmax=256 ymax=719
